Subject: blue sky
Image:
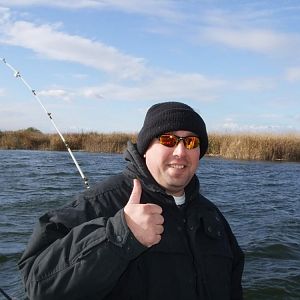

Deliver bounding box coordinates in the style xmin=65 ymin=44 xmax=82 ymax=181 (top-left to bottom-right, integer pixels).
xmin=0 ymin=0 xmax=300 ymax=134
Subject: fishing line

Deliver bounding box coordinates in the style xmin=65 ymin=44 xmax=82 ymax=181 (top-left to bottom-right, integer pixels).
xmin=1 ymin=58 xmax=90 ymax=189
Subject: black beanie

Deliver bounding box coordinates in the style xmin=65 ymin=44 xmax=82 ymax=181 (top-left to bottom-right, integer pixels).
xmin=137 ymin=102 xmax=208 ymax=159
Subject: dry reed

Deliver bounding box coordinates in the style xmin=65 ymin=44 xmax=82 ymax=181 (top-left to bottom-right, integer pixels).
xmin=0 ymin=128 xmax=299 ymax=161
xmin=207 ymin=132 xmax=300 ymax=161
xmin=0 ymin=128 xmax=136 ymax=154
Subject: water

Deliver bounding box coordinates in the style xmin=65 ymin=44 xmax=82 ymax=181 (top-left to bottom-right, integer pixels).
xmin=0 ymin=150 xmax=299 ymax=300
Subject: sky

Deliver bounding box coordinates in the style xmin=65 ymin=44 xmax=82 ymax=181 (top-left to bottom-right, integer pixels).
xmin=0 ymin=0 xmax=300 ymax=134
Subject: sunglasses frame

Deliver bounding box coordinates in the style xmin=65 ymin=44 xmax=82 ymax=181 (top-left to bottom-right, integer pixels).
xmin=157 ymin=134 xmax=200 ymax=150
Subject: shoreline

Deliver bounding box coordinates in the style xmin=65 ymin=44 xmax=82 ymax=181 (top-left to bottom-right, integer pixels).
xmin=1 ymin=128 xmax=300 ymax=162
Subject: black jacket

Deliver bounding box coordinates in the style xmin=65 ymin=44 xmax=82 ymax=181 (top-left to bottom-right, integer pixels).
xmin=18 ymin=142 xmax=244 ymax=300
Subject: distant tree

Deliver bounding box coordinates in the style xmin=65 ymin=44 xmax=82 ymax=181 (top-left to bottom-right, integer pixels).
xmin=24 ymin=127 xmax=43 ymax=134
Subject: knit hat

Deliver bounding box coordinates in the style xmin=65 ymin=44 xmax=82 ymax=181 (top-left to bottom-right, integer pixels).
xmin=137 ymin=102 xmax=208 ymax=159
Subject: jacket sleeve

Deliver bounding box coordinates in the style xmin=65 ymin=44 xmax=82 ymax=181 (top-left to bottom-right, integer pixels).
xmin=18 ymin=194 xmax=147 ymax=300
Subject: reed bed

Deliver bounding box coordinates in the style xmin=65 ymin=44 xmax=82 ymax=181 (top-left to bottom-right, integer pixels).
xmin=0 ymin=128 xmax=299 ymax=161
xmin=207 ymin=132 xmax=300 ymax=161
xmin=0 ymin=128 xmax=137 ymax=154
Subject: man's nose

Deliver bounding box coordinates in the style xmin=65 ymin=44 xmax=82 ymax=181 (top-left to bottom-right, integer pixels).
xmin=172 ymin=140 xmax=186 ymax=156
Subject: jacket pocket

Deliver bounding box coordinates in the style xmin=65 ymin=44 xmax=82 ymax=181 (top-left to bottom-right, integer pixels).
xmin=193 ymin=211 xmax=234 ymax=299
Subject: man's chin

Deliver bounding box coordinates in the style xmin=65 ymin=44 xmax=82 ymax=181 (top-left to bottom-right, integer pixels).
xmin=164 ymin=179 xmax=188 ymax=194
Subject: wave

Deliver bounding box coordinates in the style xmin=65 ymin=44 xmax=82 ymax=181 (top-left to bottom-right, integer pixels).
xmin=246 ymin=242 xmax=300 ymax=260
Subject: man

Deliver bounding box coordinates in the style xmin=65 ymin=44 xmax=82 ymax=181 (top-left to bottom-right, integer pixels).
xmin=18 ymin=101 xmax=244 ymax=300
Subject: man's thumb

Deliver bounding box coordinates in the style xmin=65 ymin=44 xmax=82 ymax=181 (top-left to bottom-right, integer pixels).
xmin=127 ymin=179 xmax=142 ymax=204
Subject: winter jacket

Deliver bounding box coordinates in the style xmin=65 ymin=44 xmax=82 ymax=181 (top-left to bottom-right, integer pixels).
xmin=18 ymin=142 xmax=244 ymax=300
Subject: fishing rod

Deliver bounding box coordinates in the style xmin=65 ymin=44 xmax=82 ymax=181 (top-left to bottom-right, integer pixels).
xmin=0 ymin=287 xmax=16 ymax=300
xmin=1 ymin=58 xmax=90 ymax=189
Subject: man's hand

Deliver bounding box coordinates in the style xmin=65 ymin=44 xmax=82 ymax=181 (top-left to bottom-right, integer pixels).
xmin=124 ymin=179 xmax=164 ymax=247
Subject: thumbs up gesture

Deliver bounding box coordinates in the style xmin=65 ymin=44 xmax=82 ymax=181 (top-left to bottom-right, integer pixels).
xmin=124 ymin=179 xmax=164 ymax=247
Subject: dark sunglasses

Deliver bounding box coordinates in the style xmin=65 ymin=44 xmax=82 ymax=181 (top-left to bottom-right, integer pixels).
xmin=157 ymin=134 xmax=200 ymax=150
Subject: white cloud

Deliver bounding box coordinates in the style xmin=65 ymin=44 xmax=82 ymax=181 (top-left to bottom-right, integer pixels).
xmin=0 ymin=16 xmax=147 ymax=80
xmin=201 ymin=7 xmax=285 ymax=29
xmin=220 ymin=120 xmax=295 ymax=133
xmin=234 ymin=77 xmax=275 ymax=91
xmin=1 ymin=4 xmax=297 ymax=112
xmin=218 ymin=114 xmax=299 ymax=133
xmin=0 ymin=0 xmax=183 ymax=20
xmin=285 ymin=67 xmax=300 ymax=82
xmin=36 ymin=87 xmax=103 ymax=102
xmin=37 ymin=72 xmax=276 ymax=103
xmin=81 ymin=87 xmax=104 ymax=100
xmin=0 ymin=6 xmax=10 ymax=24
xmin=201 ymin=27 xmax=300 ymax=55
xmin=259 ymin=113 xmax=281 ymax=119
xmin=194 ymin=6 xmax=300 ymax=57
xmin=79 ymin=71 xmax=225 ymax=102
xmin=0 ymin=87 xmax=6 ymax=96
xmin=38 ymin=88 xmax=74 ymax=102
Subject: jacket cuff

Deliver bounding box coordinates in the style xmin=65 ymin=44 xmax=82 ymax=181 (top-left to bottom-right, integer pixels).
xmin=106 ymin=209 xmax=147 ymax=260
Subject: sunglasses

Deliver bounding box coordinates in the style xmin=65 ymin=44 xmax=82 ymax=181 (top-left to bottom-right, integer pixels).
xmin=157 ymin=134 xmax=200 ymax=150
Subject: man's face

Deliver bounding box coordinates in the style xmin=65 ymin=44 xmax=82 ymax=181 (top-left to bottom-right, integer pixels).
xmin=144 ymin=130 xmax=200 ymax=196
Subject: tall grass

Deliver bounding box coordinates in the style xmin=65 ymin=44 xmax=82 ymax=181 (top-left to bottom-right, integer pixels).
xmin=0 ymin=128 xmax=299 ymax=161
xmin=207 ymin=132 xmax=300 ymax=161
xmin=0 ymin=128 xmax=137 ymax=154
xmin=0 ymin=128 xmax=50 ymax=150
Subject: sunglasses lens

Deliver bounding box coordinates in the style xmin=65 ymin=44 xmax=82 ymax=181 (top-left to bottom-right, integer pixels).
xmin=184 ymin=136 xmax=200 ymax=149
xmin=159 ymin=135 xmax=177 ymax=147
xmin=158 ymin=135 xmax=200 ymax=149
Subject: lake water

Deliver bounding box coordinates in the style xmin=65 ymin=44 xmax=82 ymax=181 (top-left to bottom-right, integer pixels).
xmin=0 ymin=149 xmax=299 ymax=300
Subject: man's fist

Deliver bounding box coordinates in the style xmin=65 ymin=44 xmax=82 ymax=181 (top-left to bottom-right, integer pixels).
xmin=124 ymin=179 xmax=164 ymax=247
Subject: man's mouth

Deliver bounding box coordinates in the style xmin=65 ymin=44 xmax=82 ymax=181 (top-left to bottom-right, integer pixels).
xmin=169 ymin=164 xmax=185 ymax=169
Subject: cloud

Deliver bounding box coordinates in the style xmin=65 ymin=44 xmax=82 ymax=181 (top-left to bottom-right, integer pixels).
xmin=33 ymin=72 xmax=275 ymax=103
xmin=259 ymin=113 xmax=281 ymax=119
xmin=81 ymin=87 xmax=104 ymax=100
xmin=1 ymin=5 xmax=296 ymax=106
xmin=0 ymin=87 xmax=5 ymax=96
xmin=0 ymin=0 xmax=183 ymax=20
xmin=0 ymin=6 xmax=10 ymax=24
xmin=39 ymin=86 xmax=115 ymax=102
xmin=0 ymin=14 xmax=147 ymax=80
xmin=0 ymin=8 xmax=233 ymax=103
xmin=201 ymin=27 xmax=300 ymax=55
xmin=220 ymin=118 xmax=295 ymax=133
xmin=195 ymin=6 xmax=300 ymax=57
xmin=79 ymin=71 xmax=225 ymax=102
xmin=38 ymin=88 xmax=74 ymax=102
xmin=285 ymin=67 xmax=300 ymax=82
xmin=234 ymin=77 xmax=275 ymax=91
